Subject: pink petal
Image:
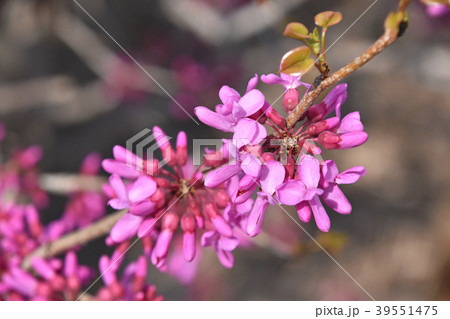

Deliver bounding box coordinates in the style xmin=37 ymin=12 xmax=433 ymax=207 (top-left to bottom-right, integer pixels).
xmin=321 ymin=183 xmax=352 ymax=215
xmin=200 ymin=230 xmax=218 ymax=247
xmin=322 ymin=160 xmax=339 ymax=184
xmin=237 ymin=89 xmax=265 ymax=117
xmin=304 ymin=187 xmax=324 ymax=201
xmin=153 ymin=230 xmax=173 ymax=258
xmin=108 ymin=174 xmax=128 ymax=201
xmin=337 ymin=112 xmax=364 ymax=134
xmin=323 ymin=83 xmax=347 ymax=118
xmin=64 ymin=251 xmax=77 ymax=276
xmin=275 ymin=180 xmax=305 ymax=205
xmin=233 ymin=118 xmax=267 ymax=148
xmin=152 ymin=126 xmax=171 ymax=150
xmin=218 ymin=236 xmax=239 ymax=251
xmin=296 ymin=201 xmax=312 ymax=223
xmin=183 ymin=232 xmax=196 ymax=262
xmin=103 ymin=160 xmax=141 ymax=179
xmin=113 ymin=145 xmax=143 ymax=167
xmin=219 ymin=85 xmax=240 ymax=105
xmin=99 ymin=256 xmax=115 ymax=285
xmin=128 ymin=175 xmax=157 ymax=203
xmin=239 ymin=174 xmax=256 ymax=190
xmin=298 ymin=155 xmax=321 ymax=189
xmin=137 ymin=217 xmax=157 ymax=238
xmin=108 ymin=198 xmax=129 ymax=210
xmin=246 ymin=193 xmax=269 ymax=237
xmin=194 ymin=107 xmax=234 ymax=132
xmin=240 ymin=153 xmax=261 ymax=177
xmin=211 ymin=215 xmax=233 ymax=237
xmin=260 ymin=160 xmax=285 ymax=195
xmin=245 ymin=74 xmax=259 ymax=93
xmin=235 ymin=183 xmax=257 ymax=204
xmin=217 ymin=249 xmax=234 ymax=269
xmin=135 ymin=256 xmax=147 ymax=278
xmin=236 ymin=198 xmax=254 ymax=214
xmin=129 ymin=200 xmax=155 ymax=216
xmin=204 ymin=164 xmax=241 ymax=188
xmin=31 ymin=257 xmax=55 ymax=280
xmin=310 ymin=195 xmax=330 ymax=232
xmin=336 ymin=166 xmax=366 ymax=184
xmin=110 ymin=214 xmax=143 ymax=242
xmin=338 ymin=132 xmax=368 ymax=149
xmin=261 ymin=73 xmax=284 ymax=85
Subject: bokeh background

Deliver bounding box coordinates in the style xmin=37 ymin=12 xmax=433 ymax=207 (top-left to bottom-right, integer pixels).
xmin=0 ymin=0 xmax=449 ymax=300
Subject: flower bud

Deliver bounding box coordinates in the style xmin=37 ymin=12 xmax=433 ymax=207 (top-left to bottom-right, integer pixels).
xmin=189 ymin=200 xmax=203 ymax=228
xmin=306 ymin=102 xmax=327 ymax=123
xmin=248 ymin=109 xmax=267 ymax=124
xmin=176 ymin=131 xmax=188 ymax=166
xmin=282 ymin=88 xmax=299 ymax=113
xmin=214 ymin=189 xmax=230 ymax=208
xmin=317 ymin=131 xmax=341 ymax=149
xmin=265 ymin=106 xmax=286 ymax=128
xmin=306 ymin=117 xmax=340 ymax=135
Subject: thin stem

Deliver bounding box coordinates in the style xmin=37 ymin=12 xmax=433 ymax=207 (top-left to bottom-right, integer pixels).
xmin=286 ymin=0 xmax=411 ymax=129
xmin=320 ymin=27 xmax=327 ymax=61
xmin=22 ymin=210 xmax=126 ymax=270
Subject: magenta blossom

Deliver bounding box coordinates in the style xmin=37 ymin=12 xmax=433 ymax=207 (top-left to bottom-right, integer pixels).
xmin=274 ymin=155 xmax=366 ymax=232
xmin=197 ymin=80 xmax=368 ymax=234
xmin=1 ymin=251 xmax=93 ymax=301
xmin=261 ymin=73 xmax=311 ymax=113
xmin=425 ymin=3 xmax=450 ymax=17
xmin=195 ymin=76 xmax=268 ymax=148
xmin=102 ymin=127 xmax=253 ymax=270
xmin=97 ymin=249 xmax=162 ymax=301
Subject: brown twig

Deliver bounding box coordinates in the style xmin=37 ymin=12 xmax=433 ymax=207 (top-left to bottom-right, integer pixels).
xmin=286 ymin=0 xmax=411 ymax=129
xmin=22 ymin=210 xmax=126 ymax=270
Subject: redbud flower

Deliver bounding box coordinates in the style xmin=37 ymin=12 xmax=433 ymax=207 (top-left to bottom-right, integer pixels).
xmin=197 ymin=77 xmax=368 ymax=234
xmin=96 ymin=252 xmax=162 ymax=301
xmin=103 ymin=127 xmax=252 ymax=270
xmin=195 ymin=76 xmax=267 ymax=148
xmin=261 ymin=73 xmax=311 ymax=113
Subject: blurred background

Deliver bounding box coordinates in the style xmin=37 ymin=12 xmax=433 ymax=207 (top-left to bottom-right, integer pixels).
xmin=0 ymin=0 xmax=449 ymax=300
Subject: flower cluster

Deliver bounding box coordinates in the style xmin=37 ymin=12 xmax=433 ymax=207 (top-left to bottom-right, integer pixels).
xmin=96 ymin=245 xmax=163 ymax=301
xmin=103 ymin=73 xmax=368 ymax=274
xmin=1 ymin=250 xmax=93 ymax=301
xmin=0 ymin=144 xmax=48 ymax=209
xmin=195 ymin=74 xmax=368 ymax=235
xmin=0 ymin=201 xmax=92 ymax=300
xmin=0 ymin=127 xmax=161 ymax=300
xmin=103 ymin=126 xmax=251 ymax=269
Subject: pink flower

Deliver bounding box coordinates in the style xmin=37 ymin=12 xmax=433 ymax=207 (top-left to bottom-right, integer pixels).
xmin=107 ymin=174 xmax=158 ymax=242
xmin=103 ymin=128 xmax=251 ymax=270
xmin=261 ymin=73 xmax=311 ymax=113
xmin=291 ymin=157 xmax=365 ymax=232
xmin=195 ymin=76 xmax=267 ymax=148
xmin=317 ymin=112 xmax=368 ymax=150
xmin=199 ymin=82 xmax=368 ymax=234
xmin=426 ymin=3 xmax=450 ymax=17
xmin=1 ymin=251 xmax=93 ymax=300
xmin=96 ymin=252 xmax=162 ymax=301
